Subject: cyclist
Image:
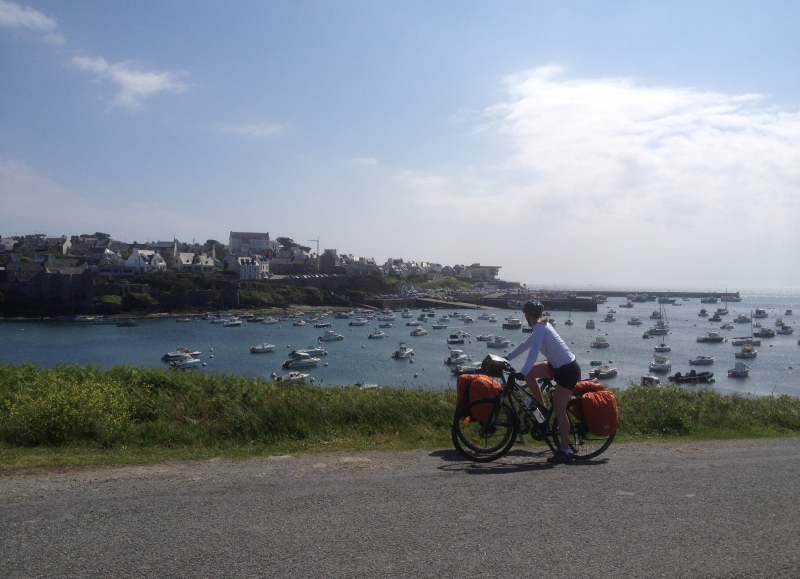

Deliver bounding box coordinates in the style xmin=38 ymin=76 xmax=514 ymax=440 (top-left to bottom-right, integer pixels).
xmin=505 ymin=300 xmax=581 ymax=464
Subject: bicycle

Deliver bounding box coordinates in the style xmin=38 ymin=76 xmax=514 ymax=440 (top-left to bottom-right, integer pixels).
xmin=451 ymin=356 xmax=615 ymax=463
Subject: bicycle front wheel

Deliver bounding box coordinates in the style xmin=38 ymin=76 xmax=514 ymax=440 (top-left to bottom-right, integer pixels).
xmin=550 ymin=399 xmax=615 ymax=460
xmin=452 ymin=399 xmax=517 ymax=463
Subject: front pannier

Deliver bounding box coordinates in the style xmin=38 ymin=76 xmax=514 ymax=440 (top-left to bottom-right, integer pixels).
xmin=456 ymin=374 xmax=503 ymax=421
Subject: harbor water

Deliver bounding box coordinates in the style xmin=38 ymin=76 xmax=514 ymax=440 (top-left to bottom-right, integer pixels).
xmin=1 ymin=290 xmax=798 ymax=397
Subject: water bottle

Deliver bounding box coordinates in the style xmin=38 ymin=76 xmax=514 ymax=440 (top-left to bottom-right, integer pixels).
xmin=523 ymin=395 xmax=545 ymax=424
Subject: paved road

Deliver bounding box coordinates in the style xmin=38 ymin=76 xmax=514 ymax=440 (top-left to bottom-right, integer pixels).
xmin=2 ymin=438 xmax=799 ymax=578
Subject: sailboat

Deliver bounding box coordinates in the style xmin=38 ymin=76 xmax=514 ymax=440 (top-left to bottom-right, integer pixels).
xmin=647 ymin=301 xmax=669 ymax=336
xmin=564 ymin=304 xmax=574 ymax=325
xmin=731 ymin=311 xmax=762 ymax=346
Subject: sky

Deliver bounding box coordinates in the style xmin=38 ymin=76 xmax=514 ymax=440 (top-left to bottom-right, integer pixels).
xmin=1 ymin=1 xmax=799 ymax=289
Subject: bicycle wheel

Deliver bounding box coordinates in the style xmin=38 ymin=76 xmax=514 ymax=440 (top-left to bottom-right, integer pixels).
xmin=550 ymin=399 xmax=615 ymax=460
xmin=452 ymin=399 xmax=517 ymax=463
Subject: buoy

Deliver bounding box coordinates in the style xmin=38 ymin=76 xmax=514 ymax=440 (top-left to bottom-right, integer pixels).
xmin=414 ymin=373 xmax=418 ymax=378
xmin=324 ymin=362 xmax=328 ymax=367
xmin=210 ymin=348 xmax=214 ymax=351
xmin=210 ymin=355 xmax=214 ymax=358
xmin=362 ymin=345 xmax=365 ymax=348
xmin=202 ymin=363 xmax=207 ymax=367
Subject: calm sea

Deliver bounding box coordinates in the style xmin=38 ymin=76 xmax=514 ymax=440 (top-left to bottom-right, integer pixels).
xmin=2 ymin=288 xmax=798 ymax=397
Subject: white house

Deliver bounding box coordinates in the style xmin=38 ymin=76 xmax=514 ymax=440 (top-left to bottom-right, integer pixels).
xmin=229 ymin=231 xmax=270 ymax=256
xmin=124 ymin=248 xmax=167 ymax=274
xmin=233 ymin=255 xmax=269 ymax=280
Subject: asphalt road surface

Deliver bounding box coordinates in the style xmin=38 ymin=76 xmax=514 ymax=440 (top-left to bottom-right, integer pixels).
xmin=2 ymin=438 xmax=799 ymax=578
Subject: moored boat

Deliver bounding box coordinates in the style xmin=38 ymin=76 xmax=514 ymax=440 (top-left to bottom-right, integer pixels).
xmin=319 ymin=329 xmax=345 ymax=341
xmin=590 ymin=336 xmax=610 ymax=348
xmin=689 ymin=355 xmax=714 ymax=365
xmin=250 ymin=343 xmax=276 ymax=353
xmin=728 ymin=361 xmax=750 ymax=377
xmin=697 ymin=331 xmax=725 ymax=343
xmin=669 ymin=370 xmax=715 ymax=383
xmin=391 ymin=342 xmax=414 ymax=359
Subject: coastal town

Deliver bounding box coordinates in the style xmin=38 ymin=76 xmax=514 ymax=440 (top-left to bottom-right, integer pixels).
xmin=0 ymin=230 xmax=507 ymax=317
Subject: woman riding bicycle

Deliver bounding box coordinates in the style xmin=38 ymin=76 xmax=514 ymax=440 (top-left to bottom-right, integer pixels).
xmin=505 ymin=300 xmax=581 ymax=464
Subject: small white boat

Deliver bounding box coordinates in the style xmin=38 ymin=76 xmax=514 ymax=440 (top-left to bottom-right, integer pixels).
xmin=689 ymin=355 xmax=715 ymax=365
xmin=602 ymin=312 xmax=616 ymax=322
xmin=619 ymin=301 xmax=634 ymax=308
xmin=401 ymin=309 xmax=414 ymax=318
xmin=776 ymin=325 xmax=794 ymax=335
xmin=349 ymin=318 xmax=369 ymax=326
xmin=502 ymin=316 xmax=522 ymax=330
xmin=223 ymin=317 xmax=242 ymax=327
xmin=590 ymin=337 xmax=610 ymax=348
xmin=289 ymin=346 xmax=327 ymax=358
xmin=271 ymin=371 xmax=309 ymax=384
xmin=754 ymin=327 xmax=776 ymax=338
xmin=753 ymin=308 xmax=768 ymax=318
xmin=564 ymin=318 xmax=574 ymax=326
xmin=585 ymin=320 xmax=596 ymax=329
xmin=175 ymin=317 xmax=192 ymax=323
xmin=476 ymin=332 xmax=494 ymax=341
xmin=698 ymin=308 xmax=709 ymax=317
xmin=649 ymin=355 xmax=671 ymax=373
xmin=368 ymin=330 xmax=386 ymax=339
xmin=293 ymin=320 xmax=307 ymax=327
xmin=627 ymin=317 xmax=643 ymax=326
xmin=432 ymin=322 xmax=448 ymax=329
xmin=734 ymin=314 xmax=752 ymax=323
xmin=697 ymin=331 xmax=725 ymax=343
xmin=392 ymin=342 xmax=414 ymax=359
xmin=250 ymin=343 xmax=276 ymax=353
xmin=447 ymin=332 xmax=469 ymax=344
xmin=281 ymin=353 xmax=320 ymax=369
xmin=444 ymin=349 xmax=471 ymax=365
xmin=728 ymin=361 xmax=750 ymax=377
xmin=487 ymin=336 xmax=511 ymax=348
xmin=379 ymin=322 xmax=394 ymax=328
xmin=169 ymin=354 xmax=201 ymax=369
xmin=263 ymin=317 xmax=279 ymax=324
xmin=406 ymin=321 xmax=423 ymax=327
xmin=654 ymin=342 xmax=671 ymax=352
xmin=314 ymin=322 xmax=332 ymax=328
xmin=162 ymin=347 xmax=201 ymax=361
xmin=647 ymin=322 xmax=669 ymax=335
xmin=410 ymin=327 xmax=428 ymax=336
xmin=319 ymin=329 xmax=345 ymax=341
xmin=642 ymin=332 xmax=652 ymax=339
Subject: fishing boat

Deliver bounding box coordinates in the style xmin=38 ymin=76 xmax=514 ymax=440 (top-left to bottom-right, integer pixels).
xmin=754 ymin=326 xmax=776 ymax=338
xmin=776 ymin=325 xmax=794 ymax=335
xmin=250 ymin=343 xmax=276 ymax=353
xmin=728 ymin=361 xmax=750 ymax=377
xmin=753 ymin=308 xmax=768 ymax=318
xmin=502 ymin=316 xmax=522 ymax=330
xmin=735 ymin=344 xmax=758 ymax=359
xmin=319 ymin=329 xmax=344 ymax=341
xmin=689 ymin=355 xmax=714 ymax=365
xmin=281 ymin=352 xmax=320 ymax=369
xmin=649 ymin=355 xmax=671 ymax=373
xmin=487 ymin=336 xmax=511 ymax=348
xmin=444 ymin=349 xmax=471 ymax=365
xmin=627 ymin=317 xmax=643 ymax=326
xmin=368 ymin=330 xmax=386 ymax=339
xmin=447 ymin=331 xmax=469 ymax=344
xmin=590 ymin=337 xmax=610 ymax=348
xmin=391 ymin=342 xmax=414 ymax=359
xmin=697 ymin=331 xmax=725 ymax=343
xmin=410 ymin=327 xmax=428 ymax=336
xmin=585 ymin=319 xmax=596 ymax=329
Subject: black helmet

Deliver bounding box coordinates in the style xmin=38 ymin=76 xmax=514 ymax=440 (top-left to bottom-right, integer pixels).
xmin=522 ymin=300 xmax=543 ymax=317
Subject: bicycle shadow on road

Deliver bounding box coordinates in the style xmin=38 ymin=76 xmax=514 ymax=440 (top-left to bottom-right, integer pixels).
xmin=431 ymin=448 xmax=609 ymax=475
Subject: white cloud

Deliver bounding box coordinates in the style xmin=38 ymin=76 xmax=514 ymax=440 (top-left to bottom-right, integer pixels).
xmin=72 ymin=55 xmax=189 ymax=110
xmin=221 ymin=122 xmax=283 ymax=137
xmin=395 ymin=67 xmax=800 ymax=285
xmin=0 ymin=0 xmax=56 ymax=30
xmin=354 ymin=157 xmax=378 ymax=166
xmin=42 ymin=32 xmax=65 ymax=45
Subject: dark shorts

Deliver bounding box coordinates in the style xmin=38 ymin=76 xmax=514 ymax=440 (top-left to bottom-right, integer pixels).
xmin=547 ymin=359 xmax=581 ymax=391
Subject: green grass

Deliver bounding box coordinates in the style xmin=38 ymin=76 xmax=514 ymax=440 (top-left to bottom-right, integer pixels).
xmin=1 ymin=363 xmax=799 ymax=470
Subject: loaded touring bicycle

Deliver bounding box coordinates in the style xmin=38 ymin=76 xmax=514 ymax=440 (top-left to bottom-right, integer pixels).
xmin=452 ymin=355 xmax=618 ymax=463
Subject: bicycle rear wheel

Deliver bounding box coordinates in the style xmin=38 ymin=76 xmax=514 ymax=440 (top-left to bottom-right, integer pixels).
xmin=550 ymin=399 xmax=615 ymax=460
xmin=452 ymin=399 xmax=517 ymax=463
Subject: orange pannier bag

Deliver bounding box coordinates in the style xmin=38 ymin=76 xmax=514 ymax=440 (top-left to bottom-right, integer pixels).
xmin=456 ymin=374 xmax=503 ymax=422
xmin=581 ymin=390 xmax=619 ymax=436
xmin=569 ymin=381 xmax=605 ymax=421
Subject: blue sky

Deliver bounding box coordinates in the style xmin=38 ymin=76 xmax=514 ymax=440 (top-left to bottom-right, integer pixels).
xmin=2 ymin=1 xmax=799 ymax=289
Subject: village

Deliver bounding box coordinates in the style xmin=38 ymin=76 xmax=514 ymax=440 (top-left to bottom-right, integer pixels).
xmin=0 ymin=230 xmax=506 ymax=317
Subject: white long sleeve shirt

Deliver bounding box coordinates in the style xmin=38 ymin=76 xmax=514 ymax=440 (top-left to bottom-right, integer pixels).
xmin=505 ymin=322 xmax=576 ymax=375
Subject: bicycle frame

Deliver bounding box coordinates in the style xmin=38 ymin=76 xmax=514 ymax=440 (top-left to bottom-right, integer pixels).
xmin=487 ymin=372 xmax=560 ymax=451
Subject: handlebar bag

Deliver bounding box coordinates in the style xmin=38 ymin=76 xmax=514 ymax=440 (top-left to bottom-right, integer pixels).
xmin=456 ymin=374 xmax=503 ymax=422
xmin=581 ymin=390 xmax=619 ymax=436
